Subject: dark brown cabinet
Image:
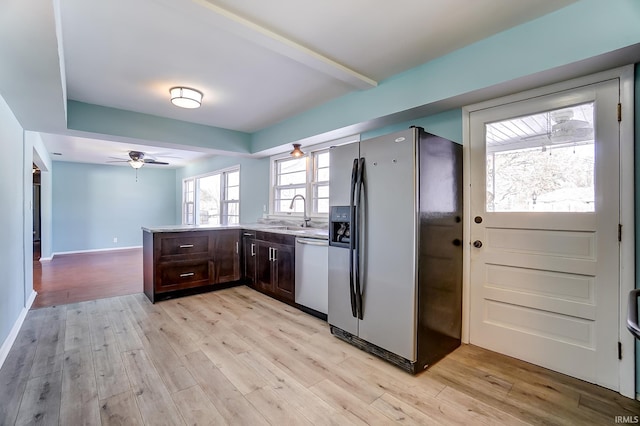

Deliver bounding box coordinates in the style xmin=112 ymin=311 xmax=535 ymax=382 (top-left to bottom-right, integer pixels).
xmin=156 ymin=259 xmax=212 ymax=292
xmin=242 ymin=232 xmax=257 ymax=287
xmin=270 ymin=241 xmax=295 ymax=300
xmin=213 ymin=229 xmax=241 ymax=283
xmin=143 ymin=227 xmax=298 ymax=305
xmin=246 ymin=231 xmax=295 ymax=304
xmin=143 ymin=228 xmax=242 ymax=303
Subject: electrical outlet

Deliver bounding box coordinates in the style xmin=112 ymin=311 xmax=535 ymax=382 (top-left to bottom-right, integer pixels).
xmin=263 ymin=204 xmax=266 ymax=212
xmin=113 ymin=237 xmax=118 ymax=243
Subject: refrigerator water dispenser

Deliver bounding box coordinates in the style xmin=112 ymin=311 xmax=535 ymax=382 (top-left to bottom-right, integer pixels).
xmin=329 ymin=206 xmax=350 ymax=248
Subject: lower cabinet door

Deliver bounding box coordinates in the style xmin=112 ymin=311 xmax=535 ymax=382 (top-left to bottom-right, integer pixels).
xmin=156 ymin=260 xmax=211 ymax=292
xmin=243 ymin=237 xmax=256 ymax=286
xmin=255 ymin=240 xmax=274 ymax=293
xmin=213 ymin=229 xmax=241 ymax=283
xmin=272 ymin=242 xmax=295 ymax=302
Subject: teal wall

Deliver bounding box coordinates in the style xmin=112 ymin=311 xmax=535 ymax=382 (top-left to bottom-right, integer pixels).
xmin=360 ymin=109 xmax=463 ymax=144
xmin=0 ymin=94 xmax=28 ymax=354
xmin=176 ymin=156 xmax=270 ymax=224
xmin=52 ymin=162 xmax=177 ymax=253
xmin=67 ymin=101 xmax=252 ymax=154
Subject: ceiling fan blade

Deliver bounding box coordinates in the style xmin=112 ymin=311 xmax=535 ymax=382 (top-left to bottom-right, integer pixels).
xmin=143 ymin=159 xmax=169 ymax=165
xmin=106 ymin=160 xmax=129 ymax=163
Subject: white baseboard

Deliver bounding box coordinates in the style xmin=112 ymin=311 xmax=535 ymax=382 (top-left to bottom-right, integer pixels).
xmin=26 ymin=290 xmax=36 ymax=311
xmin=46 ymin=245 xmax=142 ymax=260
xmin=0 ymin=290 xmax=37 ymax=370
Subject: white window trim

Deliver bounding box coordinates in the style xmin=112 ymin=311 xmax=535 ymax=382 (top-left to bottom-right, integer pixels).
xmin=268 ymin=135 xmax=359 ymax=219
xmin=182 ymin=165 xmax=241 ymax=225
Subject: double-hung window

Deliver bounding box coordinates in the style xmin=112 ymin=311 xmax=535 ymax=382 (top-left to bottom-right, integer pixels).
xmin=272 ymin=148 xmax=330 ymax=216
xmin=182 ymin=166 xmax=240 ymax=225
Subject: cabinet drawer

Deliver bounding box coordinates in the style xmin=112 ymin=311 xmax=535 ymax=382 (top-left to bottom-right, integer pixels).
xmin=158 ymin=233 xmax=210 ymax=260
xmin=156 ymin=260 xmax=211 ymax=292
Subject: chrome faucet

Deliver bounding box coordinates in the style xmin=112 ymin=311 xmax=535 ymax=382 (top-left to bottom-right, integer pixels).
xmin=289 ymin=194 xmax=311 ymax=227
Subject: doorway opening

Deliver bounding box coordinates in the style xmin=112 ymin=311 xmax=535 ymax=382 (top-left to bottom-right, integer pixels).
xmin=33 ymin=165 xmax=41 ymax=261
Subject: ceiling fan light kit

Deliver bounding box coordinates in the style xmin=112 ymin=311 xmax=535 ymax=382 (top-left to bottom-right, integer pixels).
xmin=128 ymin=159 xmax=144 ymax=169
xmin=170 ymin=87 xmax=203 ymax=109
xmin=107 ymin=150 xmax=170 ymax=182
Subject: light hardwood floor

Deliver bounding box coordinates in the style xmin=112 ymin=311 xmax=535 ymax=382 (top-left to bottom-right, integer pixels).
xmin=2 ymin=286 xmax=640 ymax=425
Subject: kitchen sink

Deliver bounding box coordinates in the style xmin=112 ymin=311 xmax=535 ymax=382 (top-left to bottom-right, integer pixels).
xmin=271 ymin=226 xmax=328 ymax=236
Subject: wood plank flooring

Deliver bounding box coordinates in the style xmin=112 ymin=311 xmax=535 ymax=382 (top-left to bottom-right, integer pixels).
xmin=33 ymin=248 xmax=143 ymax=308
xmin=2 ymin=286 xmax=639 ymax=425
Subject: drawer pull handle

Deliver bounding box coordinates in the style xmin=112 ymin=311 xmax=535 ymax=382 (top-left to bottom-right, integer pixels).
xmin=180 ymin=272 xmax=195 ymax=278
xmin=179 ymin=244 xmax=194 ymax=248
xmin=236 ymin=241 xmax=239 ymax=254
xmin=251 ymin=243 xmax=255 ymax=256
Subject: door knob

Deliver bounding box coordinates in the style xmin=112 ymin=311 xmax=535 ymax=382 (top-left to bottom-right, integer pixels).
xmin=473 ymin=240 xmax=483 ymax=248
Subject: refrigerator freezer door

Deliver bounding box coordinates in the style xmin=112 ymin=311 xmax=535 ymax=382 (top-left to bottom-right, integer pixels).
xmin=328 ymin=141 xmax=360 ymax=335
xmin=329 ymin=142 xmax=359 ymax=206
xmin=357 ymin=128 xmax=419 ymax=361
xmin=328 ymin=245 xmax=358 ymax=335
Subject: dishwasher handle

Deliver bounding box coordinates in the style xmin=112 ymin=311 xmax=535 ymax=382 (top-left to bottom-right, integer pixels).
xmin=296 ymin=238 xmax=328 ymax=246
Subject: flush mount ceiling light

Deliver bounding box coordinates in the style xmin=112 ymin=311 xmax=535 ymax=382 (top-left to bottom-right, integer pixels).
xmin=290 ymin=144 xmax=304 ymax=158
xmin=170 ymin=87 xmax=203 ymax=109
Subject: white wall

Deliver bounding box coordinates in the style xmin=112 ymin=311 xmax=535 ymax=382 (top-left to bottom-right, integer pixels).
xmin=0 ymin=93 xmax=32 ymax=364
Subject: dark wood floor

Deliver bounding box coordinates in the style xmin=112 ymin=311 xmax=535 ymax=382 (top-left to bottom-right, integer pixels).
xmin=33 ymin=248 xmax=143 ymax=308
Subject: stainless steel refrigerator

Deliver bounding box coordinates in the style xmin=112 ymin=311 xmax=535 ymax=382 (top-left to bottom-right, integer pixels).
xmin=328 ymin=127 xmax=462 ymax=373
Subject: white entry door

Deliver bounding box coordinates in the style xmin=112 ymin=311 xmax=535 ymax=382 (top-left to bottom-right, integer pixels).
xmin=469 ymin=79 xmax=621 ymax=391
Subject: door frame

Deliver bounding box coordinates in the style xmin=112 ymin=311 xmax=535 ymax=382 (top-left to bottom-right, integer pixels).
xmin=461 ymin=65 xmax=635 ymax=398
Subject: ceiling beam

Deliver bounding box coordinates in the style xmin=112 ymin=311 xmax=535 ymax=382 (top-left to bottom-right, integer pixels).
xmin=192 ymin=0 xmax=377 ymax=90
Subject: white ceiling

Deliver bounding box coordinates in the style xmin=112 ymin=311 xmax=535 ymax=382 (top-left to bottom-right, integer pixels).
xmin=4 ymin=0 xmax=580 ymax=167
xmin=40 ymin=133 xmax=205 ymax=167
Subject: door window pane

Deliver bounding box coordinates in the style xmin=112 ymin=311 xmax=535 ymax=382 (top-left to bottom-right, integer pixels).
xmin=486 ymin=103 xmax=595 ymax=212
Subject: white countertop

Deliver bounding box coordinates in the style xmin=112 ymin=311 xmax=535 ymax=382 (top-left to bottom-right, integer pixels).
xmin=142 ymin=223 xmax=328 ymax=239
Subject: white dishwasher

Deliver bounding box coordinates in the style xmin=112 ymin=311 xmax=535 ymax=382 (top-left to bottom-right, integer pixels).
xmin=295 ymin=237 xmax=328 ymax=315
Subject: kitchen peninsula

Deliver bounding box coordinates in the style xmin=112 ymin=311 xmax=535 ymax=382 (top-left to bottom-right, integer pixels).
xmin=142 ymin=224 xmax=328 ymax=308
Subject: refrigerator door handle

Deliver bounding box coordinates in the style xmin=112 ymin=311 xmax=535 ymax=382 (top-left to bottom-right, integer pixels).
xmin=348 ymin=158 xmax=359 ymax=318
xmin=354 ymin=157 xmax=365 ymax=320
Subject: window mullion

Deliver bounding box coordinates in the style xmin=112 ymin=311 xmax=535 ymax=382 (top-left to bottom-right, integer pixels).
xmin=307 ymin=155 xmax=313 ymax=215
xmin=194 ymin=178 xmax=200 ymax=225
xmin=221 ymin=171 xmax=227 ymax=225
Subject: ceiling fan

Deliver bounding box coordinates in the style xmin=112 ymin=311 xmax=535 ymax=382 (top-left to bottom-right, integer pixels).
xmin=520 ymin=109 xmax=594 ymax=144
xmin=107 ymin=151 xmax=170 ymax=169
